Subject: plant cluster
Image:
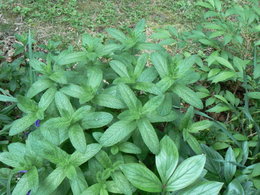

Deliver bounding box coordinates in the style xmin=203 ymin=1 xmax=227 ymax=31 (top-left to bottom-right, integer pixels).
xmin=0 ymin=0 xmax=260 ymax=194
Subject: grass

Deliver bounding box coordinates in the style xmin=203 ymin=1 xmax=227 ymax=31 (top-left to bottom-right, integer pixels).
xmin=0 ymin=0 xmax=202 ymax=47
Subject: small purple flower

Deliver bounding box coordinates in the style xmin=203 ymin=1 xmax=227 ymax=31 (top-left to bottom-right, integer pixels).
xmin=18 ymin=170 xmax=28 ymax=173
xmin=35 ymin=120 xmax=40 ymax=127
xmin=26 ymin=190 xmax=31 ymax=195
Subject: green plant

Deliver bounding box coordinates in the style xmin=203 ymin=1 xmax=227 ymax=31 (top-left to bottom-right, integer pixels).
xmin=0 ymin=0 xmax=260 ymax=194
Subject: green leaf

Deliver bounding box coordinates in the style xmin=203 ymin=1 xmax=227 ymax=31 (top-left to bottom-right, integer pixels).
xmin=26 ymin=166 xmax=39 ymax=191
xmin=41 ymin=117 xmax=70 ymax=145
xmin=60 ymin=84 xmax=85 ymax=99
xmin=137 ymin=118 xmax=160 ymax=154
xmin=201 ymin=144 xmax=223 ymax=175
xmin=55 ymin=91 xmax=74 ymax=117
xmin=156 ymin=136 xmax=179 ymax=184
xmin=110 ymin=60 xmax=130 ymax=78
xmin=120 ymin=163 xmax=162 ymax=192
xmin=70 ymin=143 xmax=102 ymax=166
xmin=12 ymin=172 xmax=30 ymax=195
xmin=0 ymin=152 xmax=20 ymax=167
xmin=206 ymin=104 xmax=230 ymax=113
xmin=173 ymin=84 xmax=203 ymax=109
xmin=17 ymin=95 xmax=38 ymax=113
xmin=29 ymin=58 xmax=46 ymax=73
xmin=213 ymin=56 xmax=234 ymax=70
xmin=111 ymin=171 xmax=133 ymax=195
xmin=56 ymin=52 xmax=87 ymax=65
xmin=94 ymin=94 xmax=126 ymax=109
xmin=147 ymin=111 xmax=177 ymax=123
xmin=99 ymin=120 xmax=137 ymax=147
xmin=186 ymin=133 xmax=203 ymax=154
xmin=72 ymin=106 xmax=92 ymax=123
xmin=69 ymin=168 xmax=88 ymax=194
xmin=134 ymin=53 xmax=148 ymax=76
xmin=178 ymin=181 xmax=223 ymax=195
xmin=38 ymin=87 xmax=56 ymax=111
xmin=189 ymin=120 xmax=212 ymax=133
xmin=142 ymin=95 xmax=165 ymax=114
xmin=225 ymin=179 xmax=245 ymax=195
xmin=9 ymin=114 xmax=37 ymax=136
xmin=118 ymin=142 xmax=141 ymax=154
xmin=81 ymin=183 xmax=102 ymax=195
xmin=177 ymin=55 xmax=197 ymax=76
xmin=224 ymin=147 xmax=237 ymax=183
xmin=151 ymin=52 xmax=169 ymax=78
xmin=247 ymin=92 xmax=260 ymax=100
xmin=81 ymin=112 xmax=113 ymax=129
xmin=106 ymin=28 xmax=127 ymax=43
xmin=166 ymin=155 xmax=206 ymax=191
xmin=69 ymin=124 xmax=87 ymax=153
xmin=118 ymin=83 xmax=139 ymax=111
xmin=87 ymin=67 xmax=103 ymax=89
xmin=49 ymin=71 xmax=67 ymax=84
xmin=211 ymin=71 xmax=237 ymax=83
xmin=0 ymin=95 xmax=17 ymax=102
xmin=27 ymin=79 xmax=53 ymax=98
xmin=36 ymin=167 xmax=66 ymax=195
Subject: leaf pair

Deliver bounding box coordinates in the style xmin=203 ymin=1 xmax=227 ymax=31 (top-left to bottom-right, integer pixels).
xmin=120 ymin=136 xmax=223 ymax=193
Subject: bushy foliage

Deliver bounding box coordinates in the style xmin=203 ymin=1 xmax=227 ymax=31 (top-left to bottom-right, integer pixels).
xmin=0 ymin=0 xmax=259 ymax=194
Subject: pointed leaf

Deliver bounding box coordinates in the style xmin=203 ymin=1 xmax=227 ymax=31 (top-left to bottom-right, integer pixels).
xmin=156 ymin=136 xmax=179 ymax=184
xmin=173 ymin=84 xmax=203 ymax=109
xmin=121 ymin=163 xmax=162 ymax=192
xmin=100 ymin=120 xmax=137 ymax=147
xmin=166 ymin=155 xmax=206 ymax=191
xmin=137 ymin=118 xmax=160 ymax=154
xmin=69 ymin=124 xmax=87 ymax=153
xmin=9 ymin=114 xmax=37 ymax=136
xmin=151 ymin=52 xmax=169 ymax=78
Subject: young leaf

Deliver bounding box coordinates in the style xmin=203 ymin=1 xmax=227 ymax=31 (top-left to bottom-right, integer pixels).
xmin=224 ymin=147 xmax=237 ymax=183
xmin=99 ymin=120 xmax=137 ymax=147
xmin=173 ymin=84 xmax=203 ymax=109
xmin=166 ymin=155 xmax=206 ymax=191
xmin=137 ymin=118 xmax=160 ymax=154
xmin=69 ymin=124 xmax=87 ymax=153
xmin=156 ymin=136 xmax=179 ymax=184
xmin=120 ymin=163 xmax=162 ymax=192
